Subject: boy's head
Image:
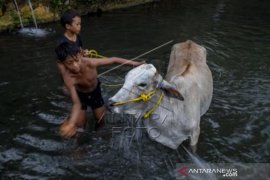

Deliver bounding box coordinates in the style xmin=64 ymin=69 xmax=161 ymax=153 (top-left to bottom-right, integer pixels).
xmin=60 ymin=9 xmax=81 ymax=33
xmin=55 ymin=42 xmax=82 ymax=73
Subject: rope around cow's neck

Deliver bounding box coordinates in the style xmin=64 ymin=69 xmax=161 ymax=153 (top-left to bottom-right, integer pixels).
xmin=112 ymin=89 xmax=164 ymax=119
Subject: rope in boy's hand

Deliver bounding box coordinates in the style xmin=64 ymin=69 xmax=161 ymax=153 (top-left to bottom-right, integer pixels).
xmin=83 ymin=49 xmax=105 ymax=58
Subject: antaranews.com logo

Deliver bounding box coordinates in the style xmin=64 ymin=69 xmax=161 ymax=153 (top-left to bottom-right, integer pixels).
xmin=177 ymin=165 xmax=237 ymax=178
xmin=175 ymin=163 xmax=270 ymax=179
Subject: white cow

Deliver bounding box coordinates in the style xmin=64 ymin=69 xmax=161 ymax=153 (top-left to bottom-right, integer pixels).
xmin=109 ymin=40 xmax=213 ymax=149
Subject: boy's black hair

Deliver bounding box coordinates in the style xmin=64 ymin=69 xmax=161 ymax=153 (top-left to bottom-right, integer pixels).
xmin=55 ymin=42 xmax=80 ymax=62
xmin=60 ymin=9 xmax=80 ymax=28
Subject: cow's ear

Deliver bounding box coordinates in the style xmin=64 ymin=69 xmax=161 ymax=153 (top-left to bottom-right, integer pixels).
xmin=159 ymin=80 xmax=184 ymax=101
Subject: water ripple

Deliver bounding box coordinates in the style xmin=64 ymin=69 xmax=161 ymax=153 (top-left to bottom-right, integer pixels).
xmin=14 ymin=134 xmax=64 ymax=152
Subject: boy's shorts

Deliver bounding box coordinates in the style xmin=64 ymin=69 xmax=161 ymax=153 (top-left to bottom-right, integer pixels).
xmin=76 ymin=80 xmax=105 ymax=110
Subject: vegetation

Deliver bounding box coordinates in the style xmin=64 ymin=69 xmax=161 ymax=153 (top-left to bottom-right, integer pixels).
xmin=0 ymin=0 xmax=154 ymax=32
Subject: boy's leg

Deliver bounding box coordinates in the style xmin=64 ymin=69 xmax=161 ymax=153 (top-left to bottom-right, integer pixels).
xmin=75 ymin=109 xmax=87 ymax=128
xmin=93 ymin=106 xmax=106 ymax=130
xmin=74 ymin=109 xmax=89 ymax=146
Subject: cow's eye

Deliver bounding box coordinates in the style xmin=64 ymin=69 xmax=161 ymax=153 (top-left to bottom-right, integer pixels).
xmin=138 ymin=83 xmax=147 ymax=87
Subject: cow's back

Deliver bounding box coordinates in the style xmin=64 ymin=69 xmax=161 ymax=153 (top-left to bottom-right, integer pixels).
xmin=165 ymin=40 xmax=207 ymax=80
xmin=165 ymin=40 xmax=213 ymax=116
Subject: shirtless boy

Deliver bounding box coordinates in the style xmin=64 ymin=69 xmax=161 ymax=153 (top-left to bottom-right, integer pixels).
xmin=55 ymin=42 xmax=143 ymax=138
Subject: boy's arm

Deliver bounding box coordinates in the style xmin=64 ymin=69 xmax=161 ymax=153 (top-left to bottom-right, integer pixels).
xmin=57 ymin=62 xmax=80 ymax=88
xmin=84 ymin=56 xmax=144 ymax=67
xmin=59 ymin=85 xmax=82 ymax=138
xmin=57 ymin=63 xmax=82 ymax=137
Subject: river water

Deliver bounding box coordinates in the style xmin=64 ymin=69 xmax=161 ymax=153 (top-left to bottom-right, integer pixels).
xmin=0 ymin=0 xmax=269 ymax=179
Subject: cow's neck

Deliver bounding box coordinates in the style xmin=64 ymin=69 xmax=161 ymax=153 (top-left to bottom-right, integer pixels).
xmin=139 ymin=89 xmax=162 ymax=119
xmin=141 ymin=88 xmax=180 ymax=120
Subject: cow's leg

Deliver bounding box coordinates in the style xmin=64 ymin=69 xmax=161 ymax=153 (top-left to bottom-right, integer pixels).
xmin=190 ymin=126 xmax=200 ymax=153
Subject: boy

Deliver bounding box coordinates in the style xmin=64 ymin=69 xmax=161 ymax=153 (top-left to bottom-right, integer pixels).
xmin=55 ymin=42 xmax=143 ymax=138
xmin=57 ymin=9 xmax=83 ymax=49
xmin=56 ymin=9 xmax=83 ymax=101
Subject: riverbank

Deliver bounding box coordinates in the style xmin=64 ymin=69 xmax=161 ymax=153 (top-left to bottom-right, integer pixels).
xmin=0 ymin=0 xmax=156 ymax=32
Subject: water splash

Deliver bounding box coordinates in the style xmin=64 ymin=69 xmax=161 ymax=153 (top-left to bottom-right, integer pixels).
xmin=13 ymin=0 xmax=49 ymax=37
xmin=181 ymin=145 xmax=217 ymax=180
xmin=18 ymin=28 xmax=49 ymax=37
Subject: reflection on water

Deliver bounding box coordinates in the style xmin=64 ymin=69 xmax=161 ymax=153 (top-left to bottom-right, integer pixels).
xmin=0 ymin=0 xmax=269 ymax=178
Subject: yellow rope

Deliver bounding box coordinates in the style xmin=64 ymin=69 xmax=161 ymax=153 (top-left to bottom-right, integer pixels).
xmin=112 ymin=90 xmax=157 ymax=106
xmin=112 ymin=89 xmax=164 ymax=119
xmin=84 ymin=49 xmax=105 ymax=58
xmin=143 ymin=92 xmax=164 ymax=119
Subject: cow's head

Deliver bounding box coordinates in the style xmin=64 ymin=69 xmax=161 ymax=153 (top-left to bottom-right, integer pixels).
xmin=108 ymin=64 xmax=183 ymax=117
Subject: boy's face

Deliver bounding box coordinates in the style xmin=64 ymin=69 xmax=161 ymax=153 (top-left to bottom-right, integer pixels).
xmin=63 ymin=53 xmax=82 ymax=74
xmin=66 ymin=16 xmax=81 ymax=33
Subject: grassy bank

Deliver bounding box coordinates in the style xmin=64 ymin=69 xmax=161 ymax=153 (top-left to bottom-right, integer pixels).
xmin=0 ymin=0 xmax=155 ymax=32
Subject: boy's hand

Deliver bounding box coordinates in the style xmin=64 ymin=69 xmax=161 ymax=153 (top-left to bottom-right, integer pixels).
xmin=59 ymin=119 xmax=77 ymax=138
xmin=80 ymin=49 xmax=88 ymax=56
